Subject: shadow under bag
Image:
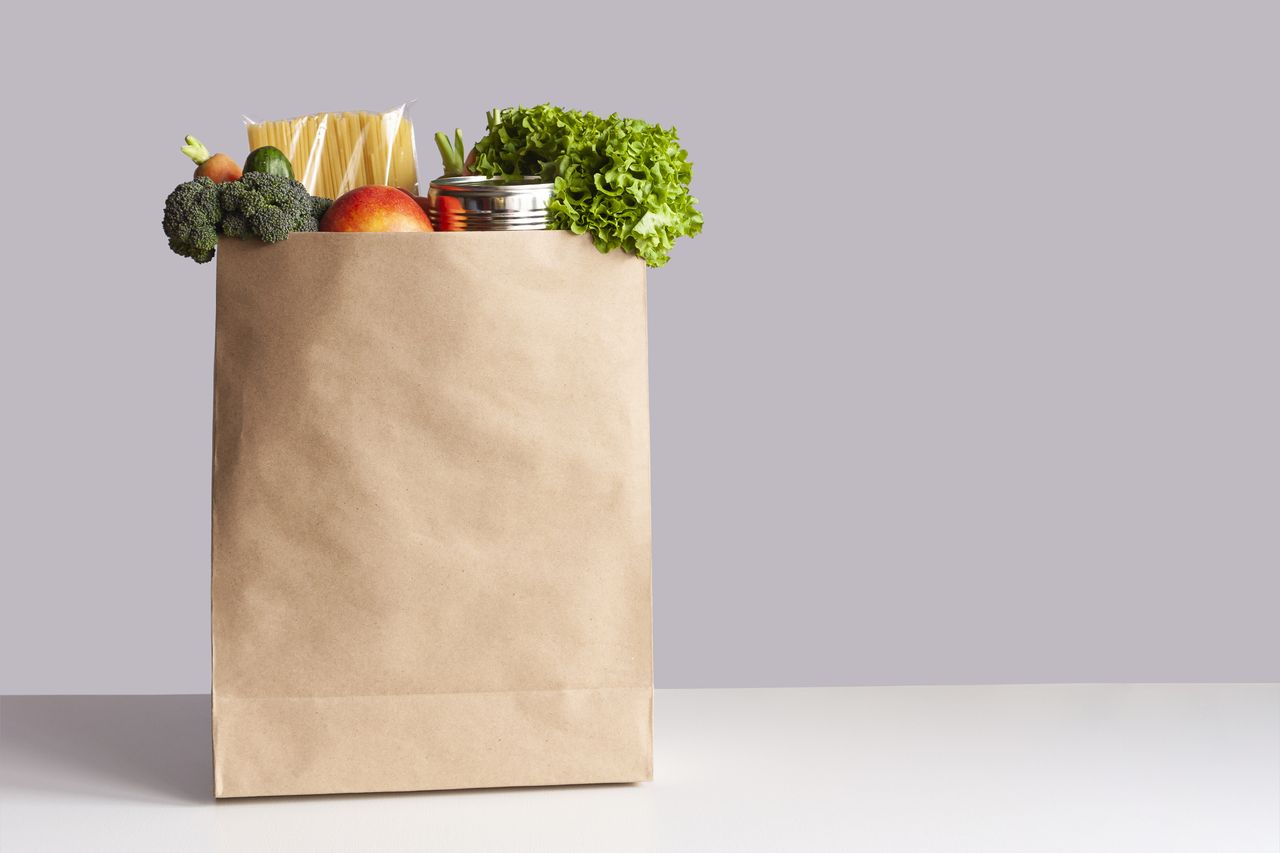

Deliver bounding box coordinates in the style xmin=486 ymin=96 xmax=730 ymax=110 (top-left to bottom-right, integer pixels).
xmin=211 ymin=232 xmax=653 ymax=798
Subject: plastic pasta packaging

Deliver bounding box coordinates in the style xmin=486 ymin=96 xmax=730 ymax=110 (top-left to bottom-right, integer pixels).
xmin=245 ymin=103 xmax=419 ymax=199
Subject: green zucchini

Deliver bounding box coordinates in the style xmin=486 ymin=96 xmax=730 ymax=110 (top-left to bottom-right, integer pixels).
xmin=243 ymin=146 xmax=294 ymax=179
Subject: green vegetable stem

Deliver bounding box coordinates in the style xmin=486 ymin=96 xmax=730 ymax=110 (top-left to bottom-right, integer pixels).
xmin=181 ymin=135 xmax=212 ymax=165
xmin=434 ymin=130 xmax=469 ymax=178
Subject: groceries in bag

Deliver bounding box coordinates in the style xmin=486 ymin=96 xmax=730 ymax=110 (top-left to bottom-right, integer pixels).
xmin=161 ymin=102 xmax=701 ymax=267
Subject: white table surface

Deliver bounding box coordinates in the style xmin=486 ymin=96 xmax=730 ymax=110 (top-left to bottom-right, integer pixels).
xmin=1 ymin=685 xmax=1276 ymax=852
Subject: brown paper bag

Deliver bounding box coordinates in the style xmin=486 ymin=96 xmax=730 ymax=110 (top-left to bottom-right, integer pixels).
xmin=211 ymin=232 xmax=653 ymax=798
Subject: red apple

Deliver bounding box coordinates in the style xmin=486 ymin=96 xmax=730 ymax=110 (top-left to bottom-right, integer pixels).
xmin=320 ymin=185 xmax=433 ymax=232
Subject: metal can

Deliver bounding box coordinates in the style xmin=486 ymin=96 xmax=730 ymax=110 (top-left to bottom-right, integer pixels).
xmin=425 ymin=176 xmax=554 ymax=231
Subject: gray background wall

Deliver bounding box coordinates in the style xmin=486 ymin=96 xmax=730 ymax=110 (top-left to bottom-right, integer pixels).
xmin=1 ymin=1 xmax=1276 ymax=694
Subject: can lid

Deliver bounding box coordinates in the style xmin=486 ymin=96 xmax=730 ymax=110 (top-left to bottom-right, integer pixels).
xmin=429 ymin=175 xmax=553 ymax=198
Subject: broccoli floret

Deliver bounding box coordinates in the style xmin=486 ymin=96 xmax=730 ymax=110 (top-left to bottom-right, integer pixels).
xmin=311 ymin=195 xmax=334 ymax=222
xmin=218 ymin=173 xmax=320 ymax=244
xmin=162 ymin=177 xmax=222 ymax=263
xmin=162 ymin=174 xmax=329 ymax=263
xmin=219 ymin=211 xmax=250 ymax=239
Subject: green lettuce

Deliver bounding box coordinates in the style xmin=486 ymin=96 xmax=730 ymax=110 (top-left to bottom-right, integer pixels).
xmin=469 ymin=105 xmax=703 ymax=267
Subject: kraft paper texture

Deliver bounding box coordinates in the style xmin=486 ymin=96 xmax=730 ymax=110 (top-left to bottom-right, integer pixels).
xmin=211 ymin=232 xmax=653 ymax=798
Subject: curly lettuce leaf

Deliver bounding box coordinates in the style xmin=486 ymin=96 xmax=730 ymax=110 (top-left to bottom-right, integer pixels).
xmin=469 ymin=105 xmax=703 ymax=268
